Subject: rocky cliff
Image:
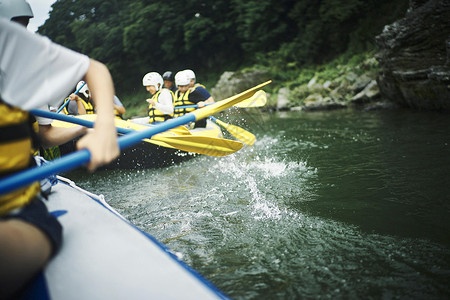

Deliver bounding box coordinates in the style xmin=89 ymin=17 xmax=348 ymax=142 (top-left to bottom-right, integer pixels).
xmin=376 ymin=0 xmax=450 ymax=111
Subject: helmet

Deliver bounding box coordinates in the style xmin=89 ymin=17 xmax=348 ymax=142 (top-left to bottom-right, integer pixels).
xmin=0 ymin=0 xmax=33 ymax=20
xmin=142 ymin=72 xmax=163 ymax=91
xmin=175 ymin=71 xmax=191 ymax=87
xmin=162 ymin=71 xmax=174 ymax=81
xmin=184 ymin=69 xmax=196 ymax=81
xmin=76 ymin=81 xmax=90 ymax=99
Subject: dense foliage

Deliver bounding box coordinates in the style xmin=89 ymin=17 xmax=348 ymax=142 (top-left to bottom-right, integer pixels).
xmin=39 ymin=0 xmax=408 ymax=94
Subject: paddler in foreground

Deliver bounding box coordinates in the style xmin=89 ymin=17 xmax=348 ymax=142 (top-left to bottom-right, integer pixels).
xmin=0 ymin=17 xmax=119 ymax=299
xmin=0 ymin=0 xmax=94 ymax=163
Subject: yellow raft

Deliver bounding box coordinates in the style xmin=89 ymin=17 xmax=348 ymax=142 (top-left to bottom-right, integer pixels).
xmin=48 ymin=115 xmax=225 ymax=169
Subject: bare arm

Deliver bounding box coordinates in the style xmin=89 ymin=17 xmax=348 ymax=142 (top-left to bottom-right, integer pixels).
xmin=68 ymin=94 xmax=87 ymax=115
xmin=197 ymin=96 xmax=215 ymax=107
xmin=114 ymin=103 xmax=126 ymax=115
xmin=75 ymin=59 xmax=119 ymax=171
xmin=39 ymin=124 xmax=87 ymax=148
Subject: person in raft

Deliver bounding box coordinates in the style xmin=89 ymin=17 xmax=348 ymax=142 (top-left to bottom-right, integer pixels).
xmin=0 ymin=17 xmax=119 ymax=299
xmin=173 ymin=70 xmax=214 ymax=128
xmin=0 ymin=0 xmax=90 ymax=153
xmin=65 ymin=81 xmax=96 ymax=115
xmin=65 ymin=81 xmax=126 ymax=119
xmin=162 ymin=71 xmax=177 ymax=93
xmin=142 ymin=72 xmax=175 ymax=124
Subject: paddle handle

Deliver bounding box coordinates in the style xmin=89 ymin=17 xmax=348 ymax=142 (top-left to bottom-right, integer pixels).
xmin=175 ymin=103 xmax=212 ymax=110
xmin=56 ymin=99 xmax=70 ymax=114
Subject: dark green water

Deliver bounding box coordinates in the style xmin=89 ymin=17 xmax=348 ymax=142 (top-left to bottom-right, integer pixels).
xmin=67 ymin=109 xmax=450 ymax=299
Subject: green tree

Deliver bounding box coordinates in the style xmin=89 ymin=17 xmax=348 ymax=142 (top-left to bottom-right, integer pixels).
xmin=38 ymin=0 xmax=408 ymax=95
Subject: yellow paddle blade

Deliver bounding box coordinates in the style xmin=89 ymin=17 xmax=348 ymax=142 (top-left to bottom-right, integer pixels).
xmin=213 ymin=118 xmax=256 ymax=146
xmin=193 ymin=80 xmax=272 ymax=121
xmin=150 ymin=134 xmax=243 ymax=157
xmin=117 ymin=119 xmax=241 ymax=156
xmin=234 ymin=90 xmax=267 ymax=108
xmin=156 ymin=126 xmax=191 ymax=136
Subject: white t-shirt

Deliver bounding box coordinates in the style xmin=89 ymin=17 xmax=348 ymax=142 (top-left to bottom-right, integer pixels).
xmin=114 ymin=95 xmax=123 ymax=107
xmin=154 ymin=88 xmax=174 ymax=115
xmin=0 ymin=18 xmax=90 ymax=116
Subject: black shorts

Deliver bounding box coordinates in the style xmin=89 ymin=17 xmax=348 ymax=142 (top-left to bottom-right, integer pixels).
xmin=2 ymin=197 xmax=62 ymax=256
xmin=194 ymin=118 xmax=207 ymax=128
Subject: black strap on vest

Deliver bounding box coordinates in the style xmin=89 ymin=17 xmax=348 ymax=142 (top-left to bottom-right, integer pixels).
xmin=0 ymin=122 xmax=31 ymax=143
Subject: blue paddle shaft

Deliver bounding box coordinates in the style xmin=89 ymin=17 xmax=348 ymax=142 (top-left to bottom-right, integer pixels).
xmin=0 ymin=113 xmax=196 ymax=195
xmin=175 ymin=103 xmax=214 ymax=110
xmin=0 ymin=150 xmax=91 ymax=195
xmin=175 ymin=104 xmax=199 ymax=109
xmin=30 ymin=110 xmax=133 ymax=135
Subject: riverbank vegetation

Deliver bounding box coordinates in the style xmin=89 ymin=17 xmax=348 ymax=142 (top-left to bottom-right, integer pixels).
xmin=274 ymin=51 xmax=381 ymax=110
xmin=39 ymin=0 xmax=409 ymax=116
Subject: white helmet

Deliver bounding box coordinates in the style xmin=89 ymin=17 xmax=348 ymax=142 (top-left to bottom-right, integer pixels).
xmin=175 ymin=71 xmax=191 ymax=87
xmin=142 ymin=72 xmax=163 ymax=91
xmin=76 ymin=81 xmax=90 ymax=99
xmin=0 ymin=0 xmax=33 ymax=20
xmin=184 ymin=69 xmax=196 ymax=82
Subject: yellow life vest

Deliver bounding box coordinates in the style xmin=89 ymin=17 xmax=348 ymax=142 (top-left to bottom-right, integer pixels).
xmin=173 ymin=89 xmax=196 ymax=118
xmin=147 ymin=89 xmax=174 ymax=123
xmin=194 ymin=83 xmax=206 ymax=89
xmin=173 ymin=83 xmax=210 ymax=118
xmin=62 ymin=98 xmax=95 ymax=115
xmin=114 ymin=109 xmax=123 ymax=119
xmin=81 ymin=98 xmax=95 ymax=114
xmin=0 ymin=102 xmax=40 ymax=215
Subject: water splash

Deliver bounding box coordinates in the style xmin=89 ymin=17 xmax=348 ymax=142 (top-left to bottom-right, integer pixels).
xmin=204 ymin=140 xmax=317 ymax=223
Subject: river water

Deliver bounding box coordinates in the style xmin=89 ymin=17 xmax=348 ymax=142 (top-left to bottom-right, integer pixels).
xmin=66 ymin=108 xmax=450 ymax=299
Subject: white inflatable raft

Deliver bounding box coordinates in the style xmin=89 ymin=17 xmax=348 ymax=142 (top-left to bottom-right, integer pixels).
xmin=22 ymin=176 xmax=227 ymax=299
